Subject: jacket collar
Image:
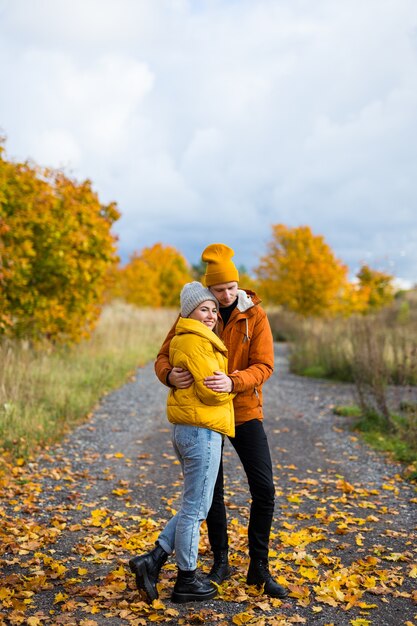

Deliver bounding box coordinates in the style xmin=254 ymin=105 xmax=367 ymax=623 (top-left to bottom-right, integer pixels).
xmin=236 ymin=289 xmax=257 ymax=313
xmin=175 ymin=317 xmax=228 ymax=354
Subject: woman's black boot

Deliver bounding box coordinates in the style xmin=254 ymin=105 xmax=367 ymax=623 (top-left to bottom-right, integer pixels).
xmin=129 ymin=543 xmax=168 ymax=602
xmin=171 ymin=568 xmax=217 ymax=603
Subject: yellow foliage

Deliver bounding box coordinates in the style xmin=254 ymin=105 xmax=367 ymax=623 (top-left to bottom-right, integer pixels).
xmin=254 ymin=224 xmax=397 ymax=318
xmin=255 ymin=224 xmax=348 ymax=316
xmin=109 ymin=242 xmax=193 ymax=307
xmin=233 ymin=611 xmax=256 ymax=625
xmin=338 ymin=265 xmax=395 ymax=315
xmin=356 ymin=264 xmax=395 ymax=311
xmin=53 ymin=591 xmax=68 ymax=604
xmin=0 ymin=140 xmax=120 ymax=342
xmin=0 ymin=448 xmax=414 ymax=624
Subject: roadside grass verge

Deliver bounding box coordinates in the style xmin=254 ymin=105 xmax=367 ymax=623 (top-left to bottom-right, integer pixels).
xmin=334 ymin=403 xmax=417 ymax=479
xmin=0 ymin=301 xmax=176 ymax=460
xmin=267 ymin=294 xmax=417 ymax=386
xmin=268 ymin=296 xmax=417 ymax=478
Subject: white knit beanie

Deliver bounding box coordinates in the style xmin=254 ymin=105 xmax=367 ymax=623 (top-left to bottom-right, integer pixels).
xmin=180 ymin=281 xmax=218 ymax=318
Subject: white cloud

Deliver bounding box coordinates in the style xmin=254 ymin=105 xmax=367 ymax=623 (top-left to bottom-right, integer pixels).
xmin=0 ymin=0 xmax=416 ymax=283
xmin=35 ymin=128 xmax=81 ymax=167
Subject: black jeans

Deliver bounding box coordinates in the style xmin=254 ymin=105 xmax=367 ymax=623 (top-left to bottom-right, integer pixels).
xmin=206 ymin=419 xmax=275 ymax=561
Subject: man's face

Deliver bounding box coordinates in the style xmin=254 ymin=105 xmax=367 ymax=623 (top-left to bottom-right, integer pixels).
xmin=209 ymin=282 xmax=239 ymax=307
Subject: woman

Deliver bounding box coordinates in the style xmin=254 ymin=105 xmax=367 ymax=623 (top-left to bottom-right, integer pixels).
xmin=129 ymin=281 xmax=235 ymax=604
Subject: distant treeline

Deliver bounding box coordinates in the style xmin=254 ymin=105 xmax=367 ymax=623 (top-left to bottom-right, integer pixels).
xmin=0 ymin=141 xmax=403 ymax=345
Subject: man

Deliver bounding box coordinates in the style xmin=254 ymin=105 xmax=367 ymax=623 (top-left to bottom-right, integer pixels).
xmin=130 ymin=243 xmax=288 ymax=600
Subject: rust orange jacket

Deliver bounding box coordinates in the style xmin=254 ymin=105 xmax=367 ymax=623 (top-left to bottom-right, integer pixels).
xmin=155 ymin=289 xmax=274 ymax=427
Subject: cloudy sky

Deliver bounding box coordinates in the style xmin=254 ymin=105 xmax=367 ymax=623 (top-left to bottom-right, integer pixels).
xmin=1 ymin=0 xmax=416 ymax=285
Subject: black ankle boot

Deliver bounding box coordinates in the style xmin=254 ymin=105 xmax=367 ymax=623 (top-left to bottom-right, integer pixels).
xmin=247 ymin=559 xmax=288 ymax=598
xmin=207 ymin=550 xmax=231 ymax=584
xmin=129 ymin=543 xmax=168 ymax=602
xmin=171 ymin=568 xmax=217 ymax=603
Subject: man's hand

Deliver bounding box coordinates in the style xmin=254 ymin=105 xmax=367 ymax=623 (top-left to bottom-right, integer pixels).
xmin=169 ymin=367 xmax=194 ymax=389
xmin=204 ymin=371 xmax=233 ymax=393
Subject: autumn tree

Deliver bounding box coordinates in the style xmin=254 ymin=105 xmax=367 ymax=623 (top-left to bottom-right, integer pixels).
xmin=356 ymin=264 xmax=395 ymax=311
xmin=0 ymin=143 xmax=120 ymax=342
xmin=110 ymin=243 xmax=193 ymax=307
xmin=334 ymin=265 xmax=395 ymax=316
xmin=109 ymin=253 xmax=162 ymax=307
xmin=255 ymin=224 xmax=348 ymax=316
xmin=0 ymin=216 xmax=11 ymax=333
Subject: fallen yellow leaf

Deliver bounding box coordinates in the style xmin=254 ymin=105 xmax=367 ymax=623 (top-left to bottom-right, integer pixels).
xmin=232 ymin=611 xmax=255 ymax=625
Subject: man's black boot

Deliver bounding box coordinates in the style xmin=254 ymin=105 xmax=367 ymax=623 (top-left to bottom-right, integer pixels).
xmin=247 ymin=559 xmax=288 ymax=598
xmin=207 ymin=550 xmax=231 ymax=584
xmin=129 ymin=543 xmax=168 ymax=602
xmin=171 ymin=568 xmax=217 ymax=603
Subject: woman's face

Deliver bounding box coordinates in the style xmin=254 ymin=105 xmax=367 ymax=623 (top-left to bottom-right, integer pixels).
xmin=189 ymin=300 xmax=218 ymax=330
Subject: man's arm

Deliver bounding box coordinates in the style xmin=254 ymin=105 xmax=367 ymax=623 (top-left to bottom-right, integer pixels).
xmin=175 ymin=345 xmax=235 ymax=405
xmin=154 ymin=316 xmax=194 ymax=388
xmin=230 ymin=309 xmax=274 ymax=392
xmin=205 ymin=309 xmax=273 ymax=393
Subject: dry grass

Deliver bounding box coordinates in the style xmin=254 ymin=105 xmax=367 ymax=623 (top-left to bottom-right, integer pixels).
xmin=0 ymin=301 xmax=177 ymax=459
xmin=267 ymin=297 xmax=417 ymax=458
xmin=268 ymin=299 xmax=417 ymax=387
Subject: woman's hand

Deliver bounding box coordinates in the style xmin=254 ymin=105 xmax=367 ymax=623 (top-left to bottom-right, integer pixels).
xmin=168 ymin=367 xmax=194 ymax=388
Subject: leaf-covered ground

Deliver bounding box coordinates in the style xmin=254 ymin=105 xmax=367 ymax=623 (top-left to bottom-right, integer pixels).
xmin=1 ymin=345 xmax=416 ymax=626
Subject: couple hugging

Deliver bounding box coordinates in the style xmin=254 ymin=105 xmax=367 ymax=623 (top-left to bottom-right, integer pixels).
xmin=129 ymin=243 xmax=288 ymax=604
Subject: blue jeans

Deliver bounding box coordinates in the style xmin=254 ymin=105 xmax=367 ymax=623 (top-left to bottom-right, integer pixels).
xmin=158 ymin=424 xmax=222 ymax=571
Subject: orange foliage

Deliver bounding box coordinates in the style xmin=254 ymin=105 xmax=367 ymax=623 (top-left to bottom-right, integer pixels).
xmin=255 ymin=224 xmax=348 ymax=316
xmin=0 ymin=142 xmax=120 ymax=342
xmin=332 ymin=265 xmax=396 ymax=316
xmin=0 ymin=214 xmax=12 ymax=333
xmin=355 ymin=264 xmax=395 ymax=312
xmin=109 ymin=243 xmax=193 ymax=307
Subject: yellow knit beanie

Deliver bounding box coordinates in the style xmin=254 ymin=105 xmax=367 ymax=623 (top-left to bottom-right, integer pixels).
xmin=202 ymin=243 xmax=239 ymax=287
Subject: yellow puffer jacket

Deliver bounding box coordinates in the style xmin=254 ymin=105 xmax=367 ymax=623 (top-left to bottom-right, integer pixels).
xmin=167 ymin=317 xmax=235 ymax=437
xmin=156 ymin=290 xmax=273 ymax=427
